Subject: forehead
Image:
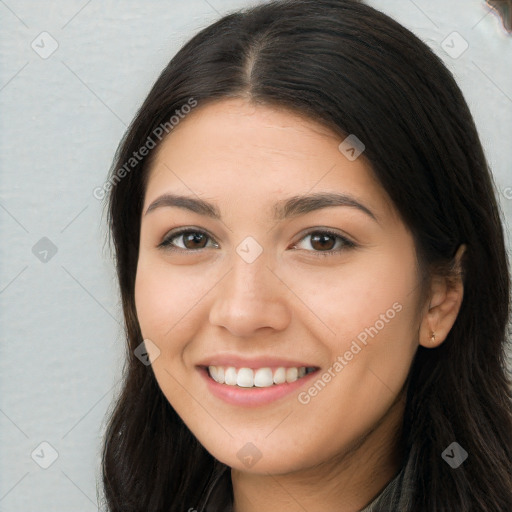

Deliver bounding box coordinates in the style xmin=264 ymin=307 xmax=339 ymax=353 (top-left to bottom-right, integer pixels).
xmin=143 ymin=98 xmax=398 ymax=222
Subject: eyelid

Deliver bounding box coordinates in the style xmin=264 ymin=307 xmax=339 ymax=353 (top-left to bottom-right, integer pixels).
xmin=158 ymin=226 xmax=357 ymax=254
xmin=292 ymin=227 xmax=356 ymax=246
xmin=290 ymin=227 xmax=357 ymax=255
xmin=158 ymin=227 xmax=219 ymax=250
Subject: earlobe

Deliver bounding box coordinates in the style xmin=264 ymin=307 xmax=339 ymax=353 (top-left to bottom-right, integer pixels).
xmin=418 ymin=244 xmax=466 ymax=349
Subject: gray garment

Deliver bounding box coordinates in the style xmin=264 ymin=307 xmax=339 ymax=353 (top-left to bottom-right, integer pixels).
xmin=358 ymin=461 xmax=413 ymax=511
xmin=199 ymin=459 xmax=412 ymax=512
xmin=357 ymin=470 xmax=404 ymax=511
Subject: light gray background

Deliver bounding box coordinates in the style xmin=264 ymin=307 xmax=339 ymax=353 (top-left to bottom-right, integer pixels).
xmin=0 ymin=0 xmax=511 ymax=510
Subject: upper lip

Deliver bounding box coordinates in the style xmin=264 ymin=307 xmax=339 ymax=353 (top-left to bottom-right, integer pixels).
xmin=196 ymin=354 xmax=319 ymax=369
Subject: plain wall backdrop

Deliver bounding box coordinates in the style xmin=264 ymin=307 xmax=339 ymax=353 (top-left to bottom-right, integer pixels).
xmin=0 ymin=0 xmax=511 ymax=510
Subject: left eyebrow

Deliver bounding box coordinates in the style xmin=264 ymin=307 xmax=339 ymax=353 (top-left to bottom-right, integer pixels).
xmin=273 ymin=192 xmax=379 ymax=224
xmin=143 ymin=191 xmax=380 ymax=224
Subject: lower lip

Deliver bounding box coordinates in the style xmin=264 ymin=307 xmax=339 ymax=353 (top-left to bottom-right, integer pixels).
xmin=197 ymin=367 xmax=319 ymax=407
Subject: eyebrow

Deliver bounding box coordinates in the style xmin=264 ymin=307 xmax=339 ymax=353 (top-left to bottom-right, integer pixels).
xmin=144 ymin=192 xmax=379 ymax=223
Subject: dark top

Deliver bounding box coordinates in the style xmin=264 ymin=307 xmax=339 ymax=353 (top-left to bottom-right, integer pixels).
xmin=198 ymin=457 xmax=413 ymax=512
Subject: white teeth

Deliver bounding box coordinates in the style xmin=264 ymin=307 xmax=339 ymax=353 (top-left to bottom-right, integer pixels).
xmin=207 ymin=365 xmax=314 ymax=388
xmin=273 ymin=367 xmax=286 ymax=385
xmin=286 ymin=367 xmax=298 ymax=383
xmin=224 ymin=367 xmax=237 ymax=386
xmin=254 ymin=367 xmax=273 ymax=387
xmin=237 ymin=368 xmax=254 ymax=387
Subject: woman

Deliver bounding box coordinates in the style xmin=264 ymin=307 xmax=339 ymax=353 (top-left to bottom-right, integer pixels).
xmin=99 ymin=0 xmax=512 ymax=510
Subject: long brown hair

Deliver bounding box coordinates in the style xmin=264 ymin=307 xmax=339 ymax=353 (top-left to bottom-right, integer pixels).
xmin=99 ymin=0 xmax=512 ymax=510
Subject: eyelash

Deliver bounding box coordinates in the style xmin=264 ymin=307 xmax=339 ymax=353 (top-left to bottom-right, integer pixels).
xmin=158 ymin=227 xmax=357 ymax=257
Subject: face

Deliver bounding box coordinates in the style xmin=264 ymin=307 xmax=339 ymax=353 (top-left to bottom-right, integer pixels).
xmin=135 ymin=98 xmax=426 ymax=475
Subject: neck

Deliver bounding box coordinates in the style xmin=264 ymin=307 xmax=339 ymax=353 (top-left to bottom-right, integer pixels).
xmin=231 ymin=393 xmax=404 ymax=512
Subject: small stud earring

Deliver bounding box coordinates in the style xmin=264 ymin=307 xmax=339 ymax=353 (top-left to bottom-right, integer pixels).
xmin=430 ymin=331 xmax=436 ymax=344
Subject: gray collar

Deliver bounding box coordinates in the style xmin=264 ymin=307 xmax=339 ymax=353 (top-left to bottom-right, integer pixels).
xmin=200 ymin=463 xmax=407 ymax=512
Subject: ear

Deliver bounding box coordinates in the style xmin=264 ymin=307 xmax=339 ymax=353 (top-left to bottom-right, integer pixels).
xmin=418 ymin=244 xmax=466 ymax=349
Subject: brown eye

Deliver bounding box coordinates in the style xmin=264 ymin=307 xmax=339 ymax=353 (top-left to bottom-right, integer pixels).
xmin=310 ymin=232 xmax=337 ymax=251
xmin=293 ymin=229 xmax=356 ymax=256
xmin=182 ymin=232 xmax=207 ymax=249
xmin=159 ymin=229 xmax=218 ymax=251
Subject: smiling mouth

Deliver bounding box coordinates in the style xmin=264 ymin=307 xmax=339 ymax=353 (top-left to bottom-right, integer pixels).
xmin=204 ymin=365 xmax=318 ymax=388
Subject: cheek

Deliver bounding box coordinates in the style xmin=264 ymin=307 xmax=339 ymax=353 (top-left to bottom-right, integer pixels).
xmin=135 ymin=260 xmax=169 ymax=338
xmin=135 ymin=257 xmax=195 ymax=339
xmin=134 ymin=255 xmax=224 ymax=350
xmin=282 ymin=248 xmax=419 ymax=343
xmin=281 ymin=247 xmax=420 ymax=405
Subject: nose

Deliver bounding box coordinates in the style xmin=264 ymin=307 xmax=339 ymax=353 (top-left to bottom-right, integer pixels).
xmin=208 ymin=254 xmax=292 ymax=338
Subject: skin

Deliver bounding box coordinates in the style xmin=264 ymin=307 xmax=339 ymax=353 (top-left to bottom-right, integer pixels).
xmin=135 ymin=98 xmax=465 ymax=512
